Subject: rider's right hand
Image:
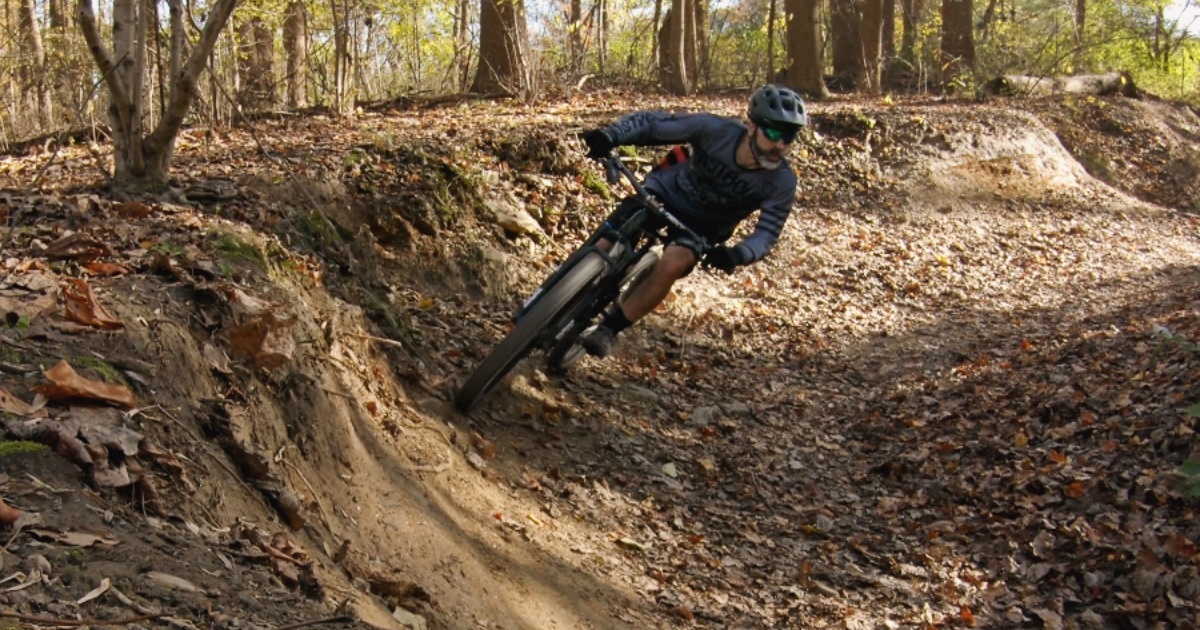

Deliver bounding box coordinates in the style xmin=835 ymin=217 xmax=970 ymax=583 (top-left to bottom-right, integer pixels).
xmin=583 ymin=129 xmax=615 ymax=159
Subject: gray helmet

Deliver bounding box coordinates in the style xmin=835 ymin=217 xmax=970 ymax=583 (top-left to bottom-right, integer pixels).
xmin=748 ymin=85 xmax=807 ymax=128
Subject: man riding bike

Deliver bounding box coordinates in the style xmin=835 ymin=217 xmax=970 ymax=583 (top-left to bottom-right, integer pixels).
xmin=578 ymin=84 xmax=807 ymax=358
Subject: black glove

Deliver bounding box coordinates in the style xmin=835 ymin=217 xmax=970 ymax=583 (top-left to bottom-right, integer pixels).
xmin=704 ymin=246 xmax=745 ymax=273
xmin=582 ymin=129 xmax=615 ymax=159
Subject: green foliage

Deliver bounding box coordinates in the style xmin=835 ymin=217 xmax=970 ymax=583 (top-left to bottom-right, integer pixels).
xmin=1182 ymin=457 xmax=1200 ymax=498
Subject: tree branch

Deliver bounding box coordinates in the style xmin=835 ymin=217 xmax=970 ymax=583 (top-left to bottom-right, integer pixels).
xmin=75 ymin=0 xmax=133 ymax=138
xmin=145 ymin=0 xmax=240 ymax=153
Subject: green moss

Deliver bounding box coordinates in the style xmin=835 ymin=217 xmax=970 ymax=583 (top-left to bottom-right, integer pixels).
xmin=581 ymin=167 xmax=611 ymax=200
xmin=0 ymin=440 xmax=48 ymax=456
xmin=213 ymin=233 xmax=268 ymax=270
xmin=73 ymin=355 xmax=128 ymax=385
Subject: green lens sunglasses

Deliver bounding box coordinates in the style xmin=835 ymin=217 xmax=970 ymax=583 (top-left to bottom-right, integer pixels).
xmin=760 ymin=124 xmax=798 ymax=144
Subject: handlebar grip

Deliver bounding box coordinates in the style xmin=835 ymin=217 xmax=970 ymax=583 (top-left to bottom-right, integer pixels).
xmin=604 ymin=157 xmax=619 ymax=184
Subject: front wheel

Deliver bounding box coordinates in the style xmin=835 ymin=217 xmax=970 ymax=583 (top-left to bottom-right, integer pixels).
xmin=454 ymin=253 xmax=609 ymax=412
xmin=545 ymin=249 xmax=660 ymax=375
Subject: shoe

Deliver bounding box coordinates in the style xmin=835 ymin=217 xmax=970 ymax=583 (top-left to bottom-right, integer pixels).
xmin=581 ymin=326 xmax=616 ymax=358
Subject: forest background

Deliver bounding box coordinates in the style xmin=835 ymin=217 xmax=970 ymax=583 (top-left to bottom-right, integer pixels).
xmin=0 ymin=0 xmax=1198 ymax=181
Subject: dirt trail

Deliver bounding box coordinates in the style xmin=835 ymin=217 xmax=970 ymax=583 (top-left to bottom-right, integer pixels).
xmin=0 ymin=93 xmax=1198 ymax=629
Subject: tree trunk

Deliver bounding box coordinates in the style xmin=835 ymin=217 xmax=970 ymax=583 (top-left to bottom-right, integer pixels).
xmin=683 ymin=0 xmax=697 ymax=87
xmin=984 ymin=72 xmax=1137 ymax=97
xmin=77 ymin=0 xmax=240 ymax=186
xmin=331 ymin=0 xmax=353 ymax=113
xmin=471 ymin=0 xmax=529 ymax=97
xmin=830 ymin=0 xmax=861 ymax=90
xmin=695 ymin=0 xmax=710 ymax=86
xmin=859 ymin=0 xmax=883 ymax=94
xmin=569 ymin=0 xmax=582 ymax=74
xmin=237 ymin=17 xmax=275 ymax=111
xmin=597 ymin=0 xmax=608 ymax=74
xmin=651 ymin=0 xmax=663 ymax=74
xmin=939 ymin=0 xmax=974 ymax=88
xmin=49 ymin=0 xmax=69 ymax=27
xmin=454 ymin=0 xmax=472 ymax=91
xmin=18 ymin=0 xmax=51 ymax=125
xmin=900 ymin=0 xmax=920 ymax=64
xmin=1073 ymin=0 xmax=1086 ymax=70
xmin=767 ymin=0 xmax=777 ymax=82
xmin=284 ymin=1 xmax=308 ymax=108
xmin=784 ymin=0 xmax=829 ymax=98
xmin=659 ymin=0 xmax=690 ymax=94
xmin=882 ymin=0 xmax=895 ymax=59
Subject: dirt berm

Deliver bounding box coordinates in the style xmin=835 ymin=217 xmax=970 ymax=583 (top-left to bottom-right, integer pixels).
xmin=0 ymin=92 xmax=1198 ymax=629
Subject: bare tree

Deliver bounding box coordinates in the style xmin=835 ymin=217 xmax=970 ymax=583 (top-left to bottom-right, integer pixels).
xmin=784 ymin=0 xmax=829 ymax=98
xmin=471 ymin=0 xmax=529 ymax=96
xmin=76 ymin=0 xmax=240 ymax=186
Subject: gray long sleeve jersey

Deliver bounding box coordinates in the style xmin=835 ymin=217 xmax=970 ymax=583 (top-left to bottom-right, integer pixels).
xmin=603 ymin=111 xmax=797 ymax=264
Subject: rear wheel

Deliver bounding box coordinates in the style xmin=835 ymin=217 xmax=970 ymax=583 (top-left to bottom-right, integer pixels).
xmin=455 ymin=253 xmax=609 ymax=412
xmin=545 ymin=249 xmax=660 ymax=375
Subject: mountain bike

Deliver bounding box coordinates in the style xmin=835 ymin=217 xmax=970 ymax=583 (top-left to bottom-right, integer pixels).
xmin=454 ymin=152 xmax=710 ymax=413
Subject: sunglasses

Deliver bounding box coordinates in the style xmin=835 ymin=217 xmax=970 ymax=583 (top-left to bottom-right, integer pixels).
xmin=759 ymin=124 xmax=798 ymax=144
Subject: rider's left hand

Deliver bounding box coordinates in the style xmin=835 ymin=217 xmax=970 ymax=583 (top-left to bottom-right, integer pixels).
xmin=704 ymin=246 xmax=744 ymax=273
xmin=582 ymin=129 xmax=615 ymax=159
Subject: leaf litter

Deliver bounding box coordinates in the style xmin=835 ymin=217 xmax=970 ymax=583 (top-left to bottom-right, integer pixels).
xmin=0 ymin=92 xmax=1194 ymax=628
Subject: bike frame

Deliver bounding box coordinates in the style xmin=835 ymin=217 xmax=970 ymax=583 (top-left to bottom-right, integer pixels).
xmin=513 ymin=153 xmax=707 ymax=335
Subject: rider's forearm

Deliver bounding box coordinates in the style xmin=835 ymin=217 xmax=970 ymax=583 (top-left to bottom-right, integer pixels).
xmin=604 ymin=112 xmax=709 ymax=147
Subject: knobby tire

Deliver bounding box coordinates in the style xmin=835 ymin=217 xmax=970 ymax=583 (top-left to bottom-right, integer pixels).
xmin=454 ymin=253 xmax=609 ymax=412
xmin=545 ymin=249 xmax=659 ymax=375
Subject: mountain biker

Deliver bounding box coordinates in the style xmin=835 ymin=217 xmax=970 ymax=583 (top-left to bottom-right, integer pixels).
xmin=577 ymin=84 xmax=806 ymax=358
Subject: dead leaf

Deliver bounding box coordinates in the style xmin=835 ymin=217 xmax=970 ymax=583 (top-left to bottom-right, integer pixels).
xmin=84 ymin=262 xmax=130 ymax=276
xmin=42 ymin=233 xmax=116 ymax=262
xmin=202 ymin=343 xmax=233 ymax=375
xmin=144 ymin=571 xmax=202 ymax=592
xmin=34 ymin=360 xmax=137 ymax=409
xmin=76 ymin=577 xmax=111 ymax=604
xmin=27 ymin=528 xmax=119 ymax=547
xmin=0 ymin=494 xmax=21 ymax=526
xmin=0 ymin=387 xmax=33 ymax=416
xmin=61 ymin=278 xmax=124 ymax=330
xmin=470 ymin=431 xmax=496 ymax=460
xmin=228 ymin=310 xmax=296 ymax=370
xmin=113 ymin=201 xmax=153 ymax=218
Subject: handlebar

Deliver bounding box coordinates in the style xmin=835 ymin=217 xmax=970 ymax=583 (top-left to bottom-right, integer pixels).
xmin=594 ymin=152 xmax=708 ymax=254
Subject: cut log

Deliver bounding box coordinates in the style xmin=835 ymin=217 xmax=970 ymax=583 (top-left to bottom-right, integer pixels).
xmin=985 ymin=72 xmax=1138 ymax=98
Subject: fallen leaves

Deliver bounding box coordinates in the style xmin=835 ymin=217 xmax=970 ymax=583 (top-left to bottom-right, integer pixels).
xmin=0 ymin=494 xmax=21 ymax=526
xmin=61 ymin=278 xmax=124 ymax=330
xmin=34 ymin=360 xmax=137 ymax=409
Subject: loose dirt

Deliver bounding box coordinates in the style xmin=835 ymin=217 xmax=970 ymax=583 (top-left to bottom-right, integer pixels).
xmin=0 ymin=91 xmax=1198 ymax=629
